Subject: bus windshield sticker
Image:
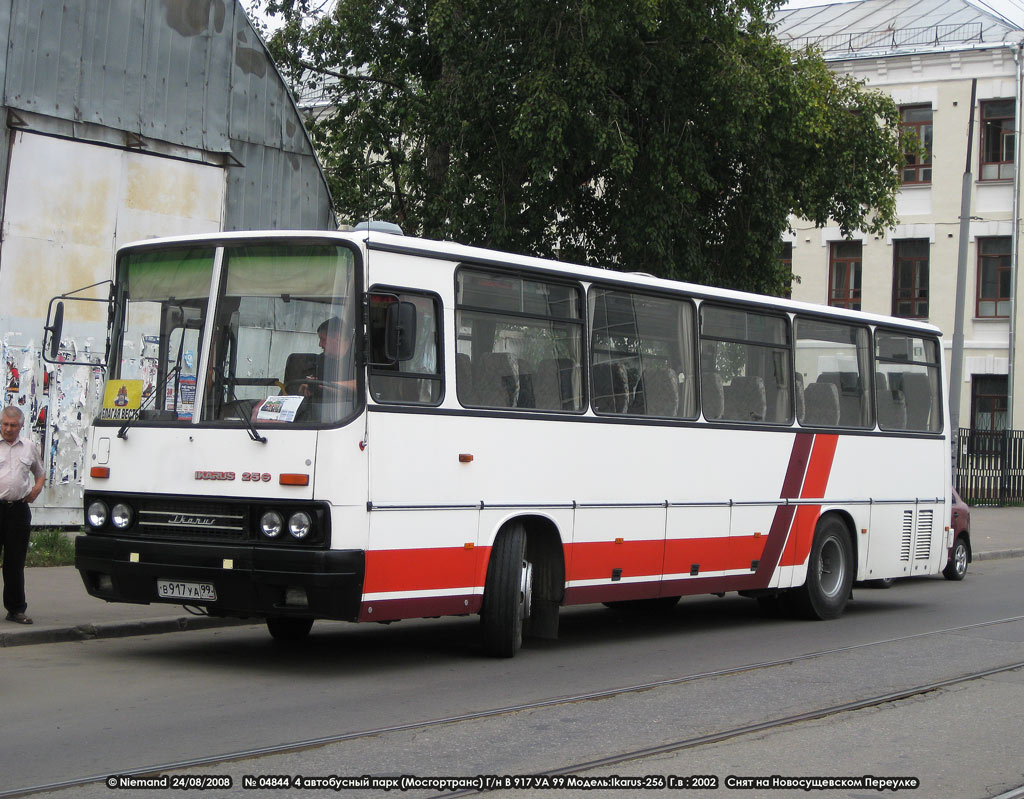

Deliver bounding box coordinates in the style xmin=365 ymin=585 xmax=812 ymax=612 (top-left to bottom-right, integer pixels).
xmin=100 ymin=380 xmax=143 ymax=421
xmin=165 ymin=375 xmax=196 ymax=421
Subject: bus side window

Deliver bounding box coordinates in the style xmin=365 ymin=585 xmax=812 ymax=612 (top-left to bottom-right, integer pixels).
xmin=700 ymin=305 xmax=791 ymax=425
xmin=874 ymin=332 xmax=942 ymax=433
xmin=794 ymin=317 xmax=872 ymax=429
xmin=588 ymin=287 xmax=696 ymax=419
xmin=456 ymin=269 xmax=584 ymax=412
xmin=369 ymin=291 xmax=442 ymax=405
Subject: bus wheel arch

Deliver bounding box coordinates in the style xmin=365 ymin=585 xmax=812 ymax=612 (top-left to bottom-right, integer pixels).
xmin=793 ymin=512 xmax=855 ymax=621
xmin=480 ymin=516 xmax=565 ymax=657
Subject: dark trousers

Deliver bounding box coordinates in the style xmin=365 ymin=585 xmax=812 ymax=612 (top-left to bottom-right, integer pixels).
xmin=0 ymin=501 xmax=31 ymax=614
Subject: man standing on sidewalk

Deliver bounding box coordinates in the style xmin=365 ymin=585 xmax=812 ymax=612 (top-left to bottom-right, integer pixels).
xmin=0 ymin=405 xmax=44 ymax=624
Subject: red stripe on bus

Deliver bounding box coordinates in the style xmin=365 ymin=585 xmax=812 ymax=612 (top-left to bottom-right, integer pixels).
xmin=362 ymin=433 xmax=829 ymax=607
xmin=565 ymin=539 xmax=666 ymax=583
xmin=662 ymin=535 xmax=768 ymax=576
xmin=779 ymin=433 xmax=839 ymax=567
xmin=363 ymin=546 xmax=485 ymax=594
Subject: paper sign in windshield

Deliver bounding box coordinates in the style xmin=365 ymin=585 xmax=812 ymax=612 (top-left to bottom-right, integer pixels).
xmin=100 ymin=380 xmax=143 ymax=420
xmin=255 ymin=395 xmax=304 ymax=423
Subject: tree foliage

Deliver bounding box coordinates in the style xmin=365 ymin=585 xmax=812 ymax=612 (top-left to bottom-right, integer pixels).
xmin=256 ymin=0 xmax=911 ymax=294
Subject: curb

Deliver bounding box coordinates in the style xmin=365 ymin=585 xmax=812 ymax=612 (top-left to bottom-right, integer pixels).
xmin=973 ymin=548 xmax=1024 ymax=562
xmin=0 ymin=615 xmax=253 ymax=648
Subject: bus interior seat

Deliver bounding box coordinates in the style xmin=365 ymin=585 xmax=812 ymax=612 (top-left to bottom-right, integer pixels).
xmin=899 ymin=372 xmax=932 ymax=430
xmin=794 ymin=373 xmax=806 ymax=423
xmin=802 ymin=381 xmax=840 ymax=426
xmin=592 ymin=361 xmax=630 ymax=413
xmin=536 ymin=357 xmax=580 ymax=411
xmin=818 ymin=371 xmax=866 ymax=426
xmin=516 ymin=358 xmax=536 ymax=408
xmin=476 ymin=352 xmax=520 ymax=407
xmin=456 ymin=353 xmax=476 ymax=404
xmin=701 ymin=371 xmax=725 ymax=420
xmin=634 ymin=365 xmax=679 ymax=417
xmin=724 ymin=375 xmax=766 ymax=422
xmin=876 ymin=386 xmax=907 ymax=430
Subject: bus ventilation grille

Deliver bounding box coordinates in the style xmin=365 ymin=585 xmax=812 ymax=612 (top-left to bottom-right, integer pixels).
xmin=915 ymin=509 xmax=933 ymax=560
xmin=900 ymin=511 xmax=913 ymax=562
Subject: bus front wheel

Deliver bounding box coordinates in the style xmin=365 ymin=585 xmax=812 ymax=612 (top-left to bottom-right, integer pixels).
xmin=794 ymin=516 xmax=853 ymax=620
xmin=266 ymin=616 xmax=314 ymax=642
xmin=481 ymin=523 xmax=532 ymax=658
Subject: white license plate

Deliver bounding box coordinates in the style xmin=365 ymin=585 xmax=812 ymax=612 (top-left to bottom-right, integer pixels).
xmin=157 ymin=579 xmax=217 ymax=602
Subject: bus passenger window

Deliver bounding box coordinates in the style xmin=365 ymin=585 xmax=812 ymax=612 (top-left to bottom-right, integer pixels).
xmin=369 ymin=292 xmax=442 ymax=405
xmin=456 ymin=269 xmax=584 ymax=411
xmin=700 ymin=305 xmax=791 ymax=424
xmin=875 ymin=332 xmax=942 ymax=432
xmin=794 ymin=318 xmax=872 ymax=428
xmin=588 ymin=288 xmax=696 ymax=418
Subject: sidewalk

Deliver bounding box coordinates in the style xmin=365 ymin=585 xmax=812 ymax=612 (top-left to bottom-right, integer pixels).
xmin=2 ymin=506 xmax=1022 ymax=648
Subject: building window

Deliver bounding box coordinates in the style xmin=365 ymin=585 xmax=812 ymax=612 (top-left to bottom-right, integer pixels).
xmin=901 ymin=105 xmax=932 ymax=184
xmin=981 ymin=99 xmax=1015 ymax=181
xmin=971 ymin=375 xmax=1007 ymax=432
xmin=780 ymin=242 xmax=793 ymax=299
xmin=829 ymin=241 xmax=861 ymax=311
xmin=977 ymin=236 xmax=1012 ymax=318
xmin=892 ymin=239 xmax=929 ymax=319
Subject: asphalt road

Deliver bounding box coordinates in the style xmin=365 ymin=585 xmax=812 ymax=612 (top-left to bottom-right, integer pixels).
xmin=4 ymin=558 xmax=1024 ymax=799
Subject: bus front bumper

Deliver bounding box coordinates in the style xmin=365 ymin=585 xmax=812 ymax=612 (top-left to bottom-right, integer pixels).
xmin=75 ymin=535 xmax=364 ymax=621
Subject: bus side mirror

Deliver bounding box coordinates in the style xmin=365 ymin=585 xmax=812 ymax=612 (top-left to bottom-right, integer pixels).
xmin=45 ymin=301 xmax=64 ymax=361
xmin=385 ymin=301 xmax=417 ymax=362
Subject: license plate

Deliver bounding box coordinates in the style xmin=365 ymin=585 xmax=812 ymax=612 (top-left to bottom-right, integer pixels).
xmin=156 ymin=579 xmax=217 ymax=602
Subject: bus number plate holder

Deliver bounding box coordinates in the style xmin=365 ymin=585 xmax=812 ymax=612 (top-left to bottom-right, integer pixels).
xmin=157 ymin=579 xmax=217 ymax=602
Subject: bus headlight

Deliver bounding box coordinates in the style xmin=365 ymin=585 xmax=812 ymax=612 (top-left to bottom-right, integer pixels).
xmin=288 ymin=511 xmax=312 ymax=540
xmin=87 ymin=501 xmax=109 ymax=529
xmin=111 ymin=503 xmax=134 ymax=529
xmin=260 ymin=510 xmax=284 ymax=538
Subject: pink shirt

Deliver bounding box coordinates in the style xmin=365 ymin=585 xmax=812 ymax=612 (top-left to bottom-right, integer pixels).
xmin=0 ymin=437 xmax=44 ymax=501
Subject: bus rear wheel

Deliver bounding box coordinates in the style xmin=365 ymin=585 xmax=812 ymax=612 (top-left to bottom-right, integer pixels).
xmin=266 ymin=616 xmax=314 ymax=642
xmin=481 ymin=523 xmax=532 ymax=658
xmin=793 ymin=516 xmax=853 ymax=620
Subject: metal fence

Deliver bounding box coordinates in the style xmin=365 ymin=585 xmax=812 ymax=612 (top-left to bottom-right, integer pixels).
xmin=955 ymin=428 xmax=1024 ymax=505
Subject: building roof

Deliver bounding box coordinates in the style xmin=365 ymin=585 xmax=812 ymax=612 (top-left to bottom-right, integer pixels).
xmin=773 ymin=0 xmax=1024 ymax=58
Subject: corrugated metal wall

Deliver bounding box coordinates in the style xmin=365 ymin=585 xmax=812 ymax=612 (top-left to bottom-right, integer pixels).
xmin=0 ymin=0 xmax=333 ymax=230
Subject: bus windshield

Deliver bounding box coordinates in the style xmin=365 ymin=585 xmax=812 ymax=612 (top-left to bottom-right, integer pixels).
xmin=105 ymin=242 xmax=358 ymax=427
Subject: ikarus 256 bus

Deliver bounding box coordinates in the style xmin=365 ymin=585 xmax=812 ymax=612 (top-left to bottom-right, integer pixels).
xmin=47 ymin=227 xmax=951 ymax=656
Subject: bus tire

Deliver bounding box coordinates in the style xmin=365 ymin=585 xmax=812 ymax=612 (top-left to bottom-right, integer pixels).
xmin=793 ymin=516 xmax=853 ymax=620
xmin=266 ymin=616 xmax=314 ymax=642
xmin=481 ymin=523 xmax=531 ymax=658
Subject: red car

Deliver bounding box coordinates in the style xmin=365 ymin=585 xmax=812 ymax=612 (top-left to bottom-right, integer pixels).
xmin=945 ymin=489 xmax=971 ymax=581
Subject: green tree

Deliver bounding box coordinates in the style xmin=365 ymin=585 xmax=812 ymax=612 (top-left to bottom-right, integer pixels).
xmin=256 ymin=0 xmax=910 ymax=294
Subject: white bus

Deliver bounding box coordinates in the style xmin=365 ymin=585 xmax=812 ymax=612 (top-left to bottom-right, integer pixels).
xmin=53 ymin=229 xmax=951 ymax=656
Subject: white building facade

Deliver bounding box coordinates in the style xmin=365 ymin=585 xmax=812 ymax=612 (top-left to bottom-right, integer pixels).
xmin=774 ymin=0 xmax=1024 ymax=435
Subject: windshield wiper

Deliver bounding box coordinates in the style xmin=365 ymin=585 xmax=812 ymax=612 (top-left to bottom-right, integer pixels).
xmin=226 ymin=387 xmax=267 ymax=444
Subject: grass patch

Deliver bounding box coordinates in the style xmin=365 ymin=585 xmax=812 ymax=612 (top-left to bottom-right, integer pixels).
xmin=25 ymin=529 xmax=78 ymax=567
